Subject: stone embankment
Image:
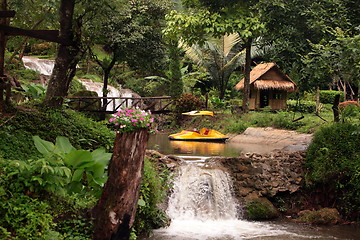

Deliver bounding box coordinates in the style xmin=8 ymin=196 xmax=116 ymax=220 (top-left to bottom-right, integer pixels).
xmin=214 ymin=151 xmax=306 ymax=200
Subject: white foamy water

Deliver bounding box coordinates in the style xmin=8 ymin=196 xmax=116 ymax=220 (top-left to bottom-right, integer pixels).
xmin=148 ymin=158 xmax=346 ymax=240
xmin=22 ymin=56 xmax=55 ymax=76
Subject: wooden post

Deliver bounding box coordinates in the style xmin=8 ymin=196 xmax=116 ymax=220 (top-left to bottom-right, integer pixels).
xmin=92 ymin=128 xmax=150 ymax=240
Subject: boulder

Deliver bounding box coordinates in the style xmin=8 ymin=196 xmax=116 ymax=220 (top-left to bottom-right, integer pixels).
xmin=297 ymin=208 xmax=342 ymax=225
xmin=244 ymin=197 xmax=280 ymax=220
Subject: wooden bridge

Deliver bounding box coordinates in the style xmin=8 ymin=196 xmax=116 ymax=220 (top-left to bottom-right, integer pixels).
xmin=66 ymin=96 xmax=173 ymax=114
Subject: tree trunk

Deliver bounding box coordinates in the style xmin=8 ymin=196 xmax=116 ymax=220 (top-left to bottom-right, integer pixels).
xmin=332 ymin=94 xmax=341 ymax=122
xmin=168 ymin=42 xmax=183 ymax=99
xmin=242 ymin=39 xmax=252 ymax=112
xmin=315 ymin=86 xmax=320 ymax=114
xmin=92 ymin=128 xmax=150 ymax=240
xmin=44 ymin=0 xmax=81 ymax=108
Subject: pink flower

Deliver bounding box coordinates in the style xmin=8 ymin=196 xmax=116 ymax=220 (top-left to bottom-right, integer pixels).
xmin=133 ymin=123 xmax=137 ymax=126
xmin=146 ymin=123 xmax=150 ymax=127
xmin=131 ymin=119 xmax=138 ymax=122
xmin=120 ymin=125 xmax=126 ymax=128
xmin=114 ymin=123 xmax=119 ymax=126
xmin=150 ymin=118 xmax=154 ymax=123
xmin=140 ymin=118 xmax=145 ymax=121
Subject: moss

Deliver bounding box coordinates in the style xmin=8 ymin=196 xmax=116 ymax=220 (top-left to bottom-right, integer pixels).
xmin=245 ymin=197 xmax=279 ymax=220
xmin=0 ymin=108 xmax=115 ymax=160
xmin=297 ymin=208 xmax=341 ymax=225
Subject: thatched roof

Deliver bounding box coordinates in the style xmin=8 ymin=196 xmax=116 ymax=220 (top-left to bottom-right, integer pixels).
xmin=234 ymin=62 xmax=297 ymax=92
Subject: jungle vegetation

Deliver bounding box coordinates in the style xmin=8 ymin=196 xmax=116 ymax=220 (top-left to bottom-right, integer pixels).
xmin=0 ymin=0 xmax=359 ymax=239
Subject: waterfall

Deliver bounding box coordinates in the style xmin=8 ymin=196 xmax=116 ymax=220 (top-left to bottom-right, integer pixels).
xmin=151 ymin=157 xmax=301 ymax=240
xmin=167 ymin=163 xmax=239 ymax=221
xmin=21 ymin=56 xmax=140 ymax=111
xmin=78 ymin=79 xmax=138 ymax=111
xmin=22 ymin=56 xmax=55 ymax=76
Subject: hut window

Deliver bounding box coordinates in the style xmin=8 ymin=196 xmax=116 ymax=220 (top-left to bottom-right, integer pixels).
xmin=274 ymin=91 xmax=282 ymax=100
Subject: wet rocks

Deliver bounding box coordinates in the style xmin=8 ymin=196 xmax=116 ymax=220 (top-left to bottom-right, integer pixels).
xmin=244 ymin=197 xmax=280 ymax=220
xmin=217 ymin=151 xmax=306 ymax=200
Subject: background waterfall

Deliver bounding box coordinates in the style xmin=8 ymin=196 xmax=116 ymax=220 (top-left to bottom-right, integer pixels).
xmin=21 ymin=56 xmax=138 ymax=111
xmin=22 ymin=56 xmax=55 ymax=76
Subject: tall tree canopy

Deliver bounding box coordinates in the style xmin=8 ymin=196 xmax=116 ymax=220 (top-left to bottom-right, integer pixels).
xmin=164 ymin=0 xmax=264 ymax=109
xmin=256 ymin=0 xmax=359 ymax=93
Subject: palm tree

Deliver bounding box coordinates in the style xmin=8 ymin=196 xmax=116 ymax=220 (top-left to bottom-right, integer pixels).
xmin=181 ymin=33 xmax=246 ymax=99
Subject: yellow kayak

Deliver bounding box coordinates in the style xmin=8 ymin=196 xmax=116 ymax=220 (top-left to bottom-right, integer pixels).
xmin=169 ymin=128 xmax=229 ymax=142
xmin=182 ymin=111 xmax=215 ymax=116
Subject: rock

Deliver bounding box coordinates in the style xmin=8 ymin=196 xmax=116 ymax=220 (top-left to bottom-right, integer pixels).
xmin=244 ymin=197 xmax=280 ymax=220
xmin=297 ymin=208 xmax=342 ymax=225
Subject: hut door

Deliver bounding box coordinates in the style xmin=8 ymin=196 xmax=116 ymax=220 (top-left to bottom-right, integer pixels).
xmin=260 ymin=90 xmax=270 ymax=108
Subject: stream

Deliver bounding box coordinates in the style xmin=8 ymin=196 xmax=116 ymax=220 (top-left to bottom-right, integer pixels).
xmin=145 ymin=134 xmax=360 ymax=240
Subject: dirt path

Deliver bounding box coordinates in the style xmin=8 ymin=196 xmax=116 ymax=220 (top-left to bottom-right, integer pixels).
xmin=229 ymin=127 xmax=313 ymax=153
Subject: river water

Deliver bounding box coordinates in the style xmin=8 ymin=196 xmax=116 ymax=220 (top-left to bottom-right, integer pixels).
xmin=145 ymin=134 xmax=359 ymax=240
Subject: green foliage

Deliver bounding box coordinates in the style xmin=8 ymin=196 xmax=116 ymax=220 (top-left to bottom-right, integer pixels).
xmin=339 ymin=104 xmax=360 ymax=123
xmin=224 ymin=118 xmax=248 ymax=134
xmin=22 ymin=83 xmax=47 ymax=101
xmin=13 ymin=69 xmax=39 ymax=82
xmin=173 ymin=93 xmax=203 ymax=114
xmin=0 ymin=193 xmax=54 ymax=239
xmin=3 ymin=135 xmax=110 ymax=198
xmin=287 ymin=99 xmax=316 ymax=113
xmin=133 ymin=158 xmax=170 ymax=238
xmin=55 ymin=215 xmax=93 ymax=240
xmin=0 ymin=109 xmax=115 ymax=160
xmin=306 ymin=122 xmax=360 ymax=218
xmin=69 ymin=78 xmax=87 ymax=95
xmin=209 ymin=96 xmax=226 ymax=109
xmin=319 ymin=90 xmax=345 ymax=104
xmin=272 ymin=111 xmax=305 ymax=130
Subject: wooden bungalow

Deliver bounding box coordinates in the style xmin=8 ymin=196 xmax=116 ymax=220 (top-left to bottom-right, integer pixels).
xmin=234 ymin=62 xmax=297 ymax=110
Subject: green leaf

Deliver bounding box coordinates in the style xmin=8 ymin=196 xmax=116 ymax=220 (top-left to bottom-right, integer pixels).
xmin=138 ymin=198 xmax=146 ymax=207
xmin=72 ymin=169 xmax=84 ymax=182
xmin=55 ymin=136 xmax=75 ymax=154
xmin=68 ymin=182 xmax=83 ymax=193
xmin=91 ymin=148 xmax=112 ymax=165
xmin=64 ymin=150 xmax=92 ymax=167
xmin=89 ymin=162 xmax=107 ymax=180
xmin=33 ymin=136 xmax=55 ymax=155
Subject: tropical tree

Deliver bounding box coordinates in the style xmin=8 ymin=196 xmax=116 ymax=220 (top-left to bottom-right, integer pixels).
xmin=302 ymin=28 xmax=360 ymax=99
xmin=43 ymin=0 xmax=79 ymax=108
xmin=163 ymin=0 xmax=264 ymax=111
xmin=182 ymin=34 xmax=246 ymax=99
xmin=256 ymin=0 xmax=356 ymax=92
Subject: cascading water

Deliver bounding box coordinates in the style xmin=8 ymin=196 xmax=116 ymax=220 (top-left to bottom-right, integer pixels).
xmin=22 ymin=56 xmax=55 ymax=76
xmin=21 ymin=56 xmax=138 ymax=112
xmin=167 ymin=162 xmax=239 ymax=221
xmin=149 ymin=157 xmax=346 ymax=240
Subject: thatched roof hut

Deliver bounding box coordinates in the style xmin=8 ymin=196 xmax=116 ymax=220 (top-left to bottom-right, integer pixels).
xmin=235 ymin=62 xmax=297 ymax=110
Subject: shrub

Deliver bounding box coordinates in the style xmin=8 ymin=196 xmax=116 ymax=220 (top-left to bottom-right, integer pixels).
xmin=319 ymin=90 xmax=344 ymax=104
xmin=287 ymin=99 xmax=316 ymax=113
xmin=132 ymin=158 xmax=170 ymax=238
xmin=173 ymin=93 xmax=203 ymax=114
xmin=0 ymin=109 xmax=115 ymax=161
xmin=306 ymin=122 xmax=360 ymax=219
xmin=0 ymin=193 xmax=54 ymax=239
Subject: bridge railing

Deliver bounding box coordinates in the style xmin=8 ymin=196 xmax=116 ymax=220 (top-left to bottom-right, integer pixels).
xmin=66 ymin=96 xmax=173 ymax=114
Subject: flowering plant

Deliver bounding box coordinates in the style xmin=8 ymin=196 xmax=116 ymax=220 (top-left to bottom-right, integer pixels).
xmin=108 ymin=107 xmax=157 ymax=133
